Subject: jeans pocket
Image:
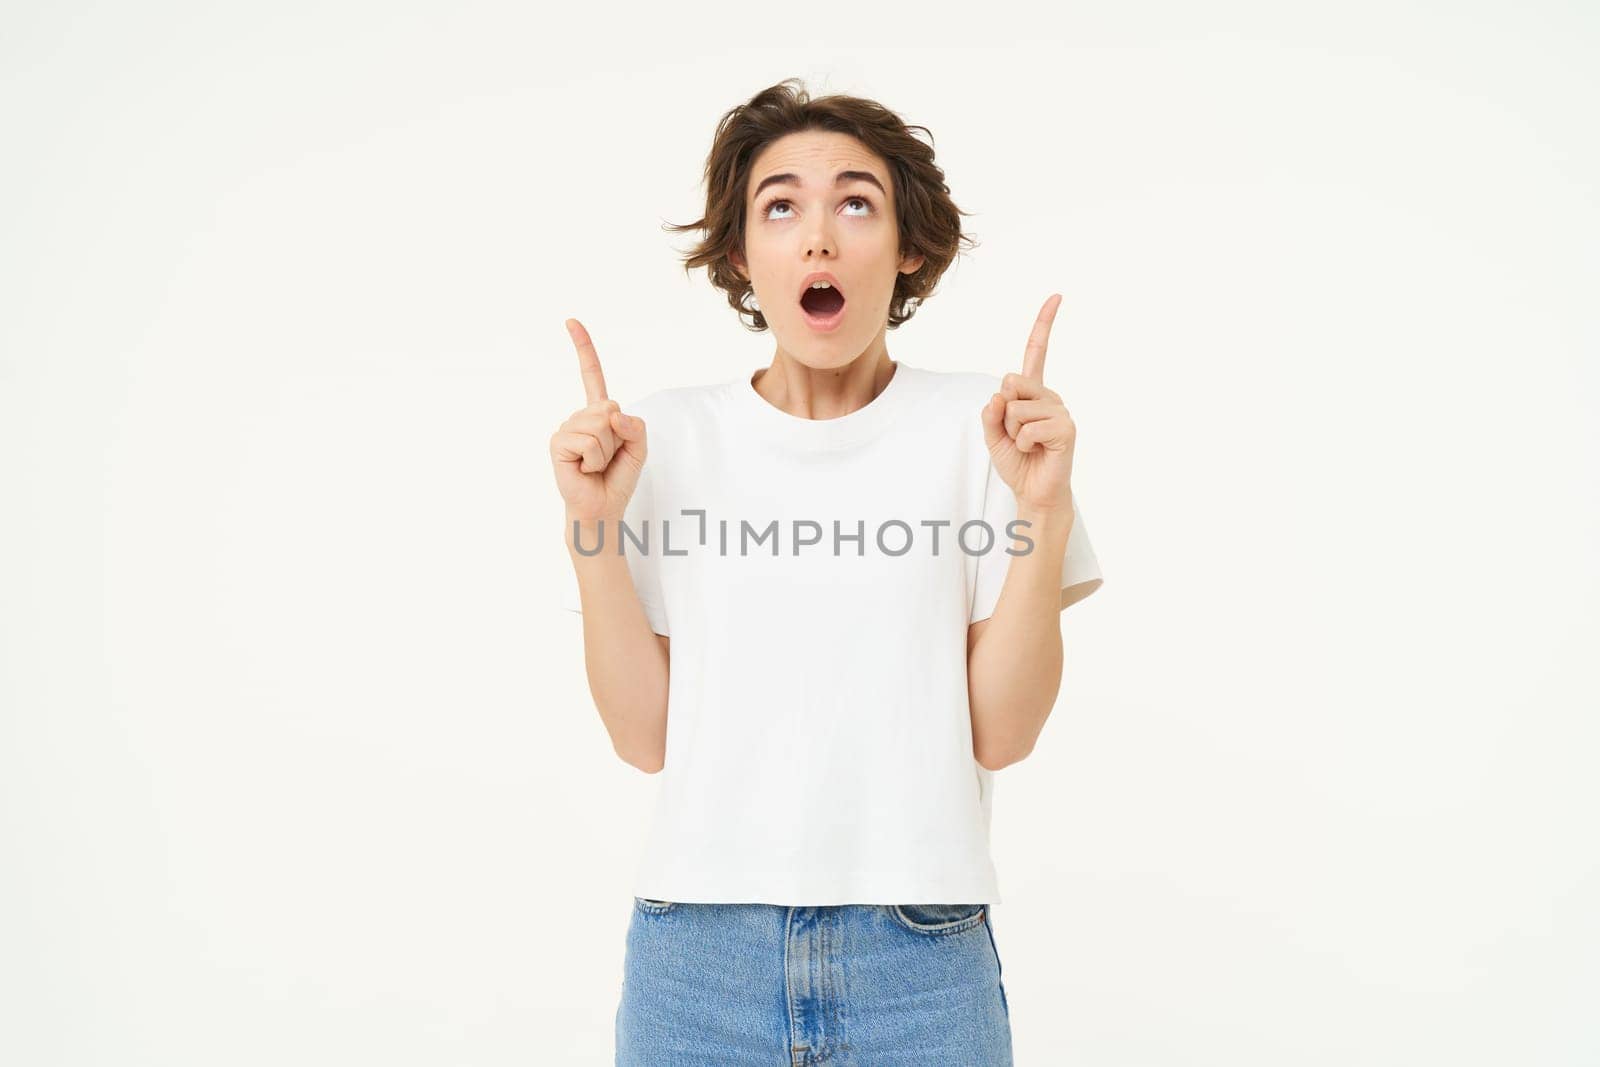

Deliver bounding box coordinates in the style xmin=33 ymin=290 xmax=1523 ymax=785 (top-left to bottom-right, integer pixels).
xmin=889 ymin=902 xmax=987 ymax=934
xmin=633 ymin=896 xmax=677 ymax=915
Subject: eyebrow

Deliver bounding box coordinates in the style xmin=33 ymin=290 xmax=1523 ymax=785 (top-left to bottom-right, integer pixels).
xmin=751 ymin=169 xmax=887 ymax=201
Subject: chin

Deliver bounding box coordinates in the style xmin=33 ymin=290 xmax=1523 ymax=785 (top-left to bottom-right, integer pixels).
xmin=798 ymin=343 xmax=869 ymax=369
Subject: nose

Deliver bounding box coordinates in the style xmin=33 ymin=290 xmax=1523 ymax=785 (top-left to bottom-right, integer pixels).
xmin=803 ymin=217 xmax=835 ymax=259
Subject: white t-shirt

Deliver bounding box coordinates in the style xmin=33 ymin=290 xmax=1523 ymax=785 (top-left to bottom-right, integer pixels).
xmin=561 ymin=359 xmax=1103 ymax=904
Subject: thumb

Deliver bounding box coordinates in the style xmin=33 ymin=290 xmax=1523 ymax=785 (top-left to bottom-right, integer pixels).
xmin=610 ymin=410 xmax=647 ymax=459
xmin=611 ymin=409 xmax=645 ymax=438
xmin=980 ymin=392 xmax=1007 ymax=451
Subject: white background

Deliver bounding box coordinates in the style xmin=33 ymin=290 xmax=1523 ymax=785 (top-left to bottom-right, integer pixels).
xmin=3 ymin=2 xmax=1596 ymax=1063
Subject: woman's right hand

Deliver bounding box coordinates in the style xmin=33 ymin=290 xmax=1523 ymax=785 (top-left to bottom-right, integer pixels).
xmin=550 ymin=318 xmax=648 ymax=522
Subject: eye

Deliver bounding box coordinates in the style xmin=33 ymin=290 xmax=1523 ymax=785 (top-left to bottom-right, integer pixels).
xmin=758 ymin=196 xmax=876 ymax=220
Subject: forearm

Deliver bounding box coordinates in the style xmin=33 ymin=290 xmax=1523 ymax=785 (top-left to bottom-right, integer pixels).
xmin=966 ymin=505 xmax=1073 ymax=769
xmin=567 ymin=515 xmax=669 ymax=772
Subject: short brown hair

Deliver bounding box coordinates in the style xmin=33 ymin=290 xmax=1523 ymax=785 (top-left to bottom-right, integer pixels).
xmin=663 ymin=79 xmax=979 ymax=332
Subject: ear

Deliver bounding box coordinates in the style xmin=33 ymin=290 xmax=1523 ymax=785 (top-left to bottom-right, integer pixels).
xmin=729 ymin=247 xmax=747 ymax=279
xmin=899 ymin=252 xmax=925 ymax=275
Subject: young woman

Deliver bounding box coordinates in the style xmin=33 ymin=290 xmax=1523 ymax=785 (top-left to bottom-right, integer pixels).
xmin=553 ymin=79 xmax=1103 ymax=1065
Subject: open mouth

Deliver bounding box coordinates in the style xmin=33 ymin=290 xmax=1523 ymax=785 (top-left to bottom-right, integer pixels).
xmin=799 ymin=280 xmax=847 ymax=328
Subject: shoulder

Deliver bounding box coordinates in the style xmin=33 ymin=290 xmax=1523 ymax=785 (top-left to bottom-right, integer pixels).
xmin=901 ymin=363 xmax=1003 ymax=405
xmin=618 ymin=380 xmax=736 ymax=485
xmin=908 ymin=367 xmax=992 ymax=399
xmin=623 ymin=380 xmax=729 ymax=432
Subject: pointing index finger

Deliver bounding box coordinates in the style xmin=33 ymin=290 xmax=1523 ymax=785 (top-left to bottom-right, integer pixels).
xmin=1021 ymin=293 xmax=1062 ymax=382
xmin=566 ymin=318 xmax=609 ymax=404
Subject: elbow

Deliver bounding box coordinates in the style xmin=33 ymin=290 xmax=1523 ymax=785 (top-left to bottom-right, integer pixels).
xmin=614 ymin=740 xmax=665 ymax=774
xmin=975 ymin=738 xmax=1033 ymax=772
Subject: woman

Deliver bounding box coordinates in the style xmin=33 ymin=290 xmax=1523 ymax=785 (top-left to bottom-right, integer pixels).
xmin=553 ymin=79 xmax=1103 ymax=1065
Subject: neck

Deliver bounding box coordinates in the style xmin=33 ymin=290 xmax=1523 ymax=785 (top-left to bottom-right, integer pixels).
xmin=754 ymin=338 xmax=896 ymax=421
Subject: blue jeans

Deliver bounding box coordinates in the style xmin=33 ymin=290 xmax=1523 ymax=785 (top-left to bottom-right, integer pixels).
xmin=617 ymin=898 xmax=1013 ymax=1065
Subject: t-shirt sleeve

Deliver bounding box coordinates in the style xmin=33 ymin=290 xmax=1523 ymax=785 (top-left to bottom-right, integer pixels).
xmin=969 ymin=460 xmax=1103 ymax=625
xmin=561 ymin=463 xmax=671 ymax=637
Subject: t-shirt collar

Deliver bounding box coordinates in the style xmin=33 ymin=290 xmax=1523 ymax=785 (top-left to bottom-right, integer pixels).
xmin=730 ymin=358 xmax=912 ymax=452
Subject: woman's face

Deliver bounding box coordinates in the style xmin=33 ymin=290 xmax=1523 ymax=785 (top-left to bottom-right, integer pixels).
xmin=733 ymin=130 xmax=924 ymax=365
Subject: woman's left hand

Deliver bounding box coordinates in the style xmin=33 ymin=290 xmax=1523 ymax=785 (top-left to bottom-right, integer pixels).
xmin=980 ymin=293 xmax=1077 ymax=514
